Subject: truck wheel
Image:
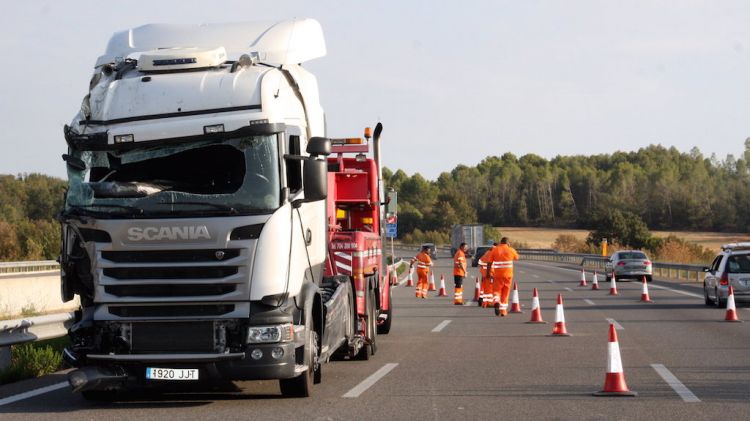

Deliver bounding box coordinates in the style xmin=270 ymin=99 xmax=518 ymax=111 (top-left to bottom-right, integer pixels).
xmin=356 ymin=287 xmax=377 ymax=360
xmin=377 ymin=283 xmax=393 ymax=335
xmin=279 ymin=322 xmax=319 ymax=397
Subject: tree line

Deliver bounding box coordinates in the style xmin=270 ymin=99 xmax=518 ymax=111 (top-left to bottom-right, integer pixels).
xmin=385 ymin=142 xmax=750 ymax=243
xmin=0 ymin=174 xmax=65 ymax=261
xmin=1 ymin=142 xmax=748 ymax=262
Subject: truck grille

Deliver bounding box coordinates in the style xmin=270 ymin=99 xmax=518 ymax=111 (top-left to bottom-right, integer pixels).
xmin=108 ymin=304 xmax=235 ymax=318
xmin=131 ymin=322 xmax=215 ymax=353
xmin=103 ymin=266 xmax=238 ymax=280
xmin=104 ymin=284 xmax=236 ymax=298
xmin=102 ymin=249 xmax=240 ymax=263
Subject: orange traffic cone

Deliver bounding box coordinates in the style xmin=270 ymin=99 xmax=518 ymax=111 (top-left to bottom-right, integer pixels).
xmin=593 ymin=324 xmax=637 ymax=396
xmin=437 ymin=275 xmax=447 ymax=296
xmin=428 ymin=272 xmax=437 ymax=291
xmin=510 ymin=282 xmax=523 ymax=313
xmin=639 ymin=276 xmax=653 ymax=303
xmin=473 ymin=276 xmax=481 ymax=302
xmin=725 ymin=286 xmax=742 ymax=322
xmin=579 ymin=268 xmax=587 ymax=287
xmin=406 ymin=267 xmax=414 ymax=287
xmin=591 ymin=271 xmax=600 ymax=290
xmin=549 ymin=294 xmax=571 ymax=336
xmin=609 ymin=272 xmax=619 ymax=295
xmin=526 ymin=288 xmax=546 ymax=324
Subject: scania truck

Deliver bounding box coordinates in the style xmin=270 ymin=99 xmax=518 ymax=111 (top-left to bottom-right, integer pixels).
xmin=57 ymin=19 xmax=390 ymax=400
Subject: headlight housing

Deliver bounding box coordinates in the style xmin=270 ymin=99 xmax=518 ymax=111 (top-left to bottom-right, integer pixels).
xmin=247 ymin=323 xmax=294 ymax=344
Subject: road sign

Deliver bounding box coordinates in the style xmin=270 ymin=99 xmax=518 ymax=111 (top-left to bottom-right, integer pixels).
xmin=386 ymin=214 xmax=397 ymax=224
xmin=386 ymin=223 xmax=397 ymax=238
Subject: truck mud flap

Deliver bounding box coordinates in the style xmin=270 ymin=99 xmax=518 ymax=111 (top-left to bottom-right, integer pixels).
xmin=319 ymin=279 xmax=353 ymax=362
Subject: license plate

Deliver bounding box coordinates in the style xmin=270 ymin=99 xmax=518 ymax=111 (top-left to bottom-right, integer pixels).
xmin=146 ymin=367 xmax=199 ymax=381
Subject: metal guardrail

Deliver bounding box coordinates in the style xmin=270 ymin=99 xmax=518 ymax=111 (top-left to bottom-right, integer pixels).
xmin=0 ymin=260 xmax=59 ymax=274
xmin=0 ymin=312 xmax=74 ymax=347
xmin=520 ymin=251 xmax=706 ymax=282
xmin=0 ymin=312 xmax=75 ymax=370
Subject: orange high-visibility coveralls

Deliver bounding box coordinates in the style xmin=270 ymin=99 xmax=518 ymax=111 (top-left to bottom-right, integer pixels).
xmin=453 ymin=248 xmax=467 ymax=304
xmin=412 ymin=251 xmax=433 ymax=298
xmin=487 ymin=244 xmax=520 ymax=315
xmin=478 ymin=247 xmax=495 ymax=307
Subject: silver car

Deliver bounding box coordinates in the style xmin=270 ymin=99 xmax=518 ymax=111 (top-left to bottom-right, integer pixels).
xmin=605 ymin=250 xmax=653 ymax=282
xmin=704 ymin=243 xmax=750 ymax=307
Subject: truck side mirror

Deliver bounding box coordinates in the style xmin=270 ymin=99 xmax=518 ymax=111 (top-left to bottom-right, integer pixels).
xmin=303 ymin=158 xmax=327 ymax=202
xmin=307 ymin=137 xmax=331 ymax=157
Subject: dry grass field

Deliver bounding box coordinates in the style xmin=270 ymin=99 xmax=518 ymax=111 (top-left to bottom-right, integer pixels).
xmin=499 ymin=227 xmax=750 ymax=251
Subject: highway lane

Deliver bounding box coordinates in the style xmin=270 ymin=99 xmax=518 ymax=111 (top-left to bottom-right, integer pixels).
xmin=1 ymin=256 xmax=748 ymax=420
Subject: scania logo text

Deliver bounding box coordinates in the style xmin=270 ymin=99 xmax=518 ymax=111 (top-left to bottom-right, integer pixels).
xmin=127 ymin=226 xmax=211 ymax=241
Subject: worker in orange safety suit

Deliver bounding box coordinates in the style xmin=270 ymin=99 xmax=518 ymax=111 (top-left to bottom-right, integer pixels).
xmin=478 ymin=243 xmax=497 ymax=307
xmin=453 ymin=243 xmax=468 ymax=305
xmin=410 ymin=245 xmax=433 ymax=299
xmin=486 ymin=237 xmax=520 ymax=316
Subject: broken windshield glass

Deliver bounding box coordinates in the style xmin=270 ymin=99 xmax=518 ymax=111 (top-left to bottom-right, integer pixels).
xmin=64 ymin=135 xmax=280 ymax=217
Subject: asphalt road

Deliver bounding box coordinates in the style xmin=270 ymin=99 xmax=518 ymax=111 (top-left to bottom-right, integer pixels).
xmin=1 ymin=253 xmax=748 ymax=420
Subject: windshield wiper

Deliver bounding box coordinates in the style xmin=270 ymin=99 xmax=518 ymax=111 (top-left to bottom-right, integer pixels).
xmin=66 ymin=204 xmax=144 ymax=216
xmin=156 ymin=201 xmax=238 ymax=214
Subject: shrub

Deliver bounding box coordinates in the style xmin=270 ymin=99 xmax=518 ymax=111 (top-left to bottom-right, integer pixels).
xmin=0 ymin=344 xmax=62 ymax=384
xmin=0 ymin=337 xmax=68 ymax=385
xmin=652 ymin=235 xmax=715 ymax=265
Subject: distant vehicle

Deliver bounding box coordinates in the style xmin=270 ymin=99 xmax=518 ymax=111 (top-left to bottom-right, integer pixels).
xmin=605 ymin=250 xmax=653 ymax=282
xmin=471 ymin=246 xmax=492 ymax=267
xmin=450 ymin=224 xmax=484 ymax=258
xmin=704 ymin=243 xmax=750 ymax=307
xmin=421 ymin=243 xmax=437 ymax=259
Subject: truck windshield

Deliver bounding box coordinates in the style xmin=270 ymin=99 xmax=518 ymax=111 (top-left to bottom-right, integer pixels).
xmin=64 ymin=135 xmax=281 ymax=217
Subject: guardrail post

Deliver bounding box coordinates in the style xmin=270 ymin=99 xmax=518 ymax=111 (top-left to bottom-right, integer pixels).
xmin=0 ymin=346 xmax=10 ymax=370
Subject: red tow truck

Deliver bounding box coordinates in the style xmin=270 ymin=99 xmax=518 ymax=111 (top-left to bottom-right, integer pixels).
xmin=324 ymin=124 xmax=392 ymax=360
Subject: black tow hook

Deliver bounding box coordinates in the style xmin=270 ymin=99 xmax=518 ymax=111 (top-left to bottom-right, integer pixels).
xmin=68 ymin=366 xmax=127 ymax=393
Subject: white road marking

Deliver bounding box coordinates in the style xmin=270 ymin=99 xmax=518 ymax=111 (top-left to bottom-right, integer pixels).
xmin=547 ymin=280 xmax=556 ymax=284
xmin=584 ymin=299 xmax=595 ymax=306
xmin=564 ymin=287 xmax=573 ymax=292
xmin=649 ymin=284 xmax=702 ymax=299
xmin=651 ymin=364 xmax=701 ymax=402
xmin=606 ymin=318 xmax=624 ymax=330
xmin=533 ymin=274 xmax=540 ymax=278
xmin=431 ymin=320 xmax=452 ymax=333
xmin=0 ymin=382 xmax=68 ymax=406
xmin=342 ymin=363 xmax=399 ymax=398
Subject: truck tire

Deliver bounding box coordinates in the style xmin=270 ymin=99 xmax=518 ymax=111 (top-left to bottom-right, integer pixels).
xmin=356 ymin=286 xmax=377 ymax=360
xmin=81 ymin=390 xmax=119 ymax=402
xmin=377 ymin=283 xmax=392 ymax=335
xmin=279 ymin=319 xmax=319 ymax=397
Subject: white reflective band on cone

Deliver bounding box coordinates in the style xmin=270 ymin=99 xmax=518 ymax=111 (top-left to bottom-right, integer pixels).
xmin=531 ymin=297 xmax=540 ymax=310
xmin=607 ymin=342 xmax=623 ymax=373
xmin=555 ymin=304 xmax=565 ymax=323
xmin=727 ymin=293 xmax=736 ymax=310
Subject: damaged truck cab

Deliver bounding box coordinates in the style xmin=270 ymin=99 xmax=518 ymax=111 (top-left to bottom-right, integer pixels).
xmin=58 ymin=19 xmax=378 ymax=399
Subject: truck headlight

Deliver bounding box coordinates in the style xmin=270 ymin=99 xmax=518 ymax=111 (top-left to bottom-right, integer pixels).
xmin=247 ymin=324 xmax=294 ymax=344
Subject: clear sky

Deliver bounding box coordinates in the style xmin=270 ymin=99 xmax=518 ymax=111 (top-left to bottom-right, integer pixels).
xmin=1 ymin=1 xmax=749 ymax=180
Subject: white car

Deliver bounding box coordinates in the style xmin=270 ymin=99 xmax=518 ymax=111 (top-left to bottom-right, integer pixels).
xmin=704 ymin=243 xmax=750 ymax=307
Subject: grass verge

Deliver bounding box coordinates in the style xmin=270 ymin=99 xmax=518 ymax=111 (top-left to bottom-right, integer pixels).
xmin=0 ymin=336 xmax=69 ymax=385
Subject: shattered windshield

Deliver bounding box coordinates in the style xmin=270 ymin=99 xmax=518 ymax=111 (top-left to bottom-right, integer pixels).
xmin=64 ymin=135 xmax=280 ymax=217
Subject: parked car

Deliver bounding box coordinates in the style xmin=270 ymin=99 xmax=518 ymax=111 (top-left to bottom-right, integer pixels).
xmin=703 ymin=243 xmax=750 ymax=307
xmin=471 ymin=246 xmax=492 ymax=267
xmin=420 ymin=243 xmax=437 ymax=259
xmin=605 ymin=250 xmax=653 ymax=282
